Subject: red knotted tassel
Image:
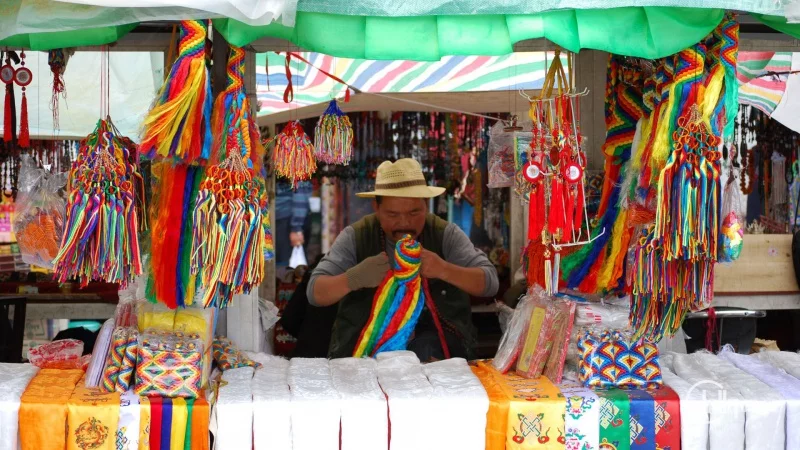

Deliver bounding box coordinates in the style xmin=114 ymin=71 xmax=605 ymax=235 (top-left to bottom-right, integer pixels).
xmin=549 ymin=175 xmax=566 ymax=241
xmin=18 ymin=89 xmax=29 ymax=148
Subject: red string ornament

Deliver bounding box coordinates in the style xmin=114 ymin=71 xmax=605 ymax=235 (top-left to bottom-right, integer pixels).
xmin=48 ymin=49 xmax=71 ymax=132
xmin=15 ymin=51 xmax=31 ymax=148
xmin=1 ymin=52 xmax=15 ymax=143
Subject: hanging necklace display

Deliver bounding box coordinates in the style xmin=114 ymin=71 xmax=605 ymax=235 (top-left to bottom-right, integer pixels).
xmin=191 ymin=102 xmax=273 ymax=308
xmin=314 ymin=97 xmax=354 ymax=165
xmin=48 ymin=49 xmax=73 ymax=132
xmin=53 ymin=48 xmax=143 ymax=287
xmin=2 ymin=52 xmax=16 ymax=144
xmin=518 ymin=50 xmax=595 ymax=295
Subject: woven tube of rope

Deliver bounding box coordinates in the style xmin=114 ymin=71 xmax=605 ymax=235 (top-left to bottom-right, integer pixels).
xmin=353 ymin=235 xmax=448 ymax=358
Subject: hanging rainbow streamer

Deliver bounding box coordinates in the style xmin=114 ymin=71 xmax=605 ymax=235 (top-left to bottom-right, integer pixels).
xmin=561 ymin=56 xmax=645 ymax=293
xmin=52 ymin=118 xmax=142 ymax=287
xmin=211 ymin=45 xmax=264 ymax=172
xmin=272 ymin=121 xmax=316 ymax=189
xmin=314 ymin=100 xmax=354 ymax=165
xmin=353 ymin=235 xmax=432 ymax=358
xmin=191 ymin=118 xmax=273 ymax=308
xmin=140 ymin=20 xmax=212 ymax=163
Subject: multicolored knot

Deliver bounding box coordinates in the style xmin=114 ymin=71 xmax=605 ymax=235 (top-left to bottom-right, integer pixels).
xmin=314 ymin=100 xmax=354 ymax=165
xmin=271 ymin=121 xmax=316 ymax=189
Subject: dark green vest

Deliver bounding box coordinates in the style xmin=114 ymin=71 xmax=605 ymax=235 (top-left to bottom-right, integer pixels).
xmin=328 ymin=213 xmax=476 ymax=359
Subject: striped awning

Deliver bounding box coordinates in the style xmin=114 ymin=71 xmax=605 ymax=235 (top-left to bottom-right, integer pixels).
xmin=257 ymin=51 xmax=565 ymax=115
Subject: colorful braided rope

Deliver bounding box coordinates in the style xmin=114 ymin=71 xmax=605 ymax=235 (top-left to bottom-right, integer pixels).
xmin=314 ymin=100 xmax=354 ymax=165
xmin=211 ymin=45 xmax=264 ymax=172
xmin=353 ymin=235 xmax=430 ymax=358
xmin=140 ymin=20 xmax=212 ymax=163
xmin=271 ymin=121 xmax=316 ymax=189
xmin=720 ymin=13 xmax=740 ymax=142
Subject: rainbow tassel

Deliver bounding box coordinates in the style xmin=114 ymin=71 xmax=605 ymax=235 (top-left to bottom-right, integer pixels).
xmin=272 ymin=121 xmax=316 ymax=188
xmin=211 ymin=45 xmax=264 ymax=172
xmin=191 ymin=134 xmax=272 ymax=308
xmin=52 ymin=118 xmax=142 ymax=287
xmin=140 ymin=20 xmax=212 ymax=163
xmin=314 ymin=100 xmax=354 ymax=165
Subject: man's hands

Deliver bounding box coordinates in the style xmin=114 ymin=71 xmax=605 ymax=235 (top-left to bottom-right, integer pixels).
xmin=420 ymin=249 xmax=449 ymax=280
xmin=345 ymin=252 xmax=390 ymax=291
xmin=290 ymin=231 xmax=304 ymax=247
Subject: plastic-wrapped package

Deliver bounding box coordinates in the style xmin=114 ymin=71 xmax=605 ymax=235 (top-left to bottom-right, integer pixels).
xmin=423 ymin=358 xmax=488 ymax=450
xmin=289 ymin=358 xmax=340 ymax=450
xmin=572 ymin=299 xmax=629 ymax=328
xmin=492 ymin=293 xmax=535 ymax=373
xmin=85 ymin=318 xmax=114 ymax=388
xmin=516 ymin=287 xmax=572 ymax=379
xmin=487 ymin=121 xmax=516 ymax=188
xmin=331 ymin=358 xmax=388 ymax=450
xmin=135 ymin=330 xmax=203 ymax=398
xmin=577 ymin=329 xmax=662 ymax=388
xmin=542 ymin=300 xmax=576 ymax=383
xmin=136 ymin=302 xmax=176 ymax=332
xmin=249 ymin=353 xmax=291 ymax=450
xmin=13 ymin=155 xmax=67 ymax=269
xmin=213 ymin=337 xmax=261 ymax=371
xmin=719 ymin=175 xmax=744 ymax=263
xmin=375 ymin=351 xmax=435 ymax=450
xmin=27 ymin=339 xmax=83 ymax=369
xmin=216 ymin=367 xmax=255 ymax=450
xmin=101 ymin=327 xmax=139 ymax=392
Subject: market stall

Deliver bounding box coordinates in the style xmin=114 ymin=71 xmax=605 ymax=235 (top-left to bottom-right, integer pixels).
xmin=3 ymin=1 xmax=800 ymax=450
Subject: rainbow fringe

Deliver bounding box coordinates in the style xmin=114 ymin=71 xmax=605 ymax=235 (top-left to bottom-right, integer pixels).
xmin=272 ymin=121 xmax=316 ymax=189
xmin=140 ymin=20 xmax=212 ymax=163
xmin=354 ymin=236 xmax=434 ymax=358
xmin=211 ymin=45 xmax=264 ymax=172
xmin=314 ymin=100 xmax=354 ymax=165
xmin=52 ymin=118 xmax=142 ymax=287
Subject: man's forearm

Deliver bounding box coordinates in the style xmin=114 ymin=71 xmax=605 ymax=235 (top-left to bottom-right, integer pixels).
xmin=439 ymin=263 xmax=487 ymax=297
xmin=311 ymin=273 xmax=352 ymax=306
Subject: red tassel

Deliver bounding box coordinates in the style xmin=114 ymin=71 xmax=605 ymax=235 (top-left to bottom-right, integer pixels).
xmin=345 ymin=88 xmax=351 ymax=103
xmin=549 ymin=176 xmax=566 ymax=240
xmin=18 ymin=91 xmax=29 ymax=148
xmin=3 ymin=84 xmax=11 ymax=143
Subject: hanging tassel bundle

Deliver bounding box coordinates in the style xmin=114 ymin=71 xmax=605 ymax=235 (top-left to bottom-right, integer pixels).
xmin=48 ymin=49 xmax=71 ymax=131
xmin=353 ymin=235 xmax=449 ymax=358
xmin=140 ymin=20 xmax=212 ymax=163
xmin=314 ymin=99 xmax=354 ymax=165
xmin=15 ymin=51 xmax=31 ymax=148
xmin=272 ymin=121 xmax=316 ymax=188
xmin=53 ymin=118 xmax=142 ymax=287
xmin=1 ymin=51 xmax=13 ymax=143
xmin=191 ymin=128 xmax=272 ymax=308
xmin=211 ymin=45 xmax=264 ymax=172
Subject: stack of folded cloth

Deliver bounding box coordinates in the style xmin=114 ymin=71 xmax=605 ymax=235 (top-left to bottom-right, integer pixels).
xmin=694 ymin=352 xmax=786 ymax=450
xmin=0 ymin=363 xmax=39 ymax=450
xmin=330 ymin=358 xmax=388 ymax=450
xmin=375 ymin=351 xmax=435 ymax=450
xmin=216 ymin=367 xmax=255 ymax=450
xmin=755 ymin=351 xmax=800 ymax=379
xmin=248 ymin=353 xmax=291 ymax=450
xmin=672 ymin=352 xmax=746 ymax=450
xmin=659 ymin=354 xmax=710 ymax=450
xmin=289 ymin=358 xmax=341 ymax=450
xmin=422 ymin=358 xmax=489 ymax=450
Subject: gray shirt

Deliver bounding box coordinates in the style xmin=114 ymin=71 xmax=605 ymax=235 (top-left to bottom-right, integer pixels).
xmin=307 ymin=223 xmax=499 ymax=306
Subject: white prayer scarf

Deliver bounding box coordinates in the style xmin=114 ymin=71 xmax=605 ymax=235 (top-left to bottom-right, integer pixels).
xmin=559 ymin=380 xmax=600 ymax=450
xmin=755 ymin=351 xmax=800 ymax=380
xmin=250 ymin=354 xmax=291 ymax=450
xmin=376 ymin=351 xmax=434 ymax=450
xmin=660 ymin=366 xmax=709 ymax=450
xmin=216 ymin=367 xmax=255 ymax=450
xmin=423 ymin=359 xmax=488 ymax=450
xmin=693 ymin=352 xmax=786 ymax=450
xmin=289 ymin=358 xmax=340 ymax=450
xmin=331 ymin=358 xmax=388 ymax=450
xmin=116 ymin=390 xmax=140 ymax=450
xmin=721 ymin=348 xmax=800 ymax=450
xmin=672 ymin=352 xmax=746 ymax=450
xmin=0 ymin=363 xmax=39 ymax=450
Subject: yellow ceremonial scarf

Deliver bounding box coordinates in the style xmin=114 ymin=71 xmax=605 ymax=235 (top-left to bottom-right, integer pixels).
xmin=472 ymin=363 xmax=510 ymax=450
xmin=139 ymin=397 xmax=151 ymax=450
xmin=67 ymin=378 xmax=121 ymax=450
xmin=170 ymin=398 xmax=188 ymax=450
xmin=475 ymin=362 xmax=566 ymax=450
xmin=19 ymin=368 xmax=83 ymax=450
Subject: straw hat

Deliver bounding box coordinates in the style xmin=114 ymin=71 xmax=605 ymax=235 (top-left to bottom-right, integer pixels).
xmin=356 ymin=158 xmax=445 ymax=199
